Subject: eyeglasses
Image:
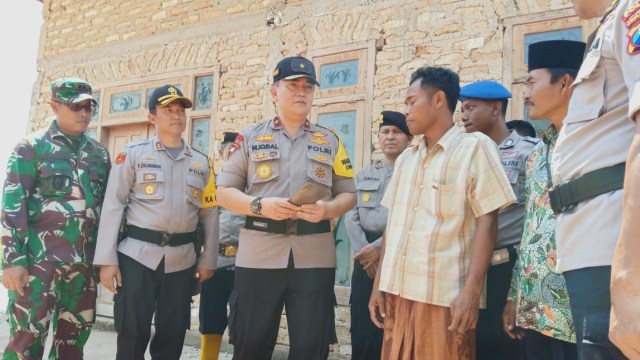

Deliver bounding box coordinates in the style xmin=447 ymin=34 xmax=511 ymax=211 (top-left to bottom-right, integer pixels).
xmin=283 ymin=81 xmax=315 ymax=94
xmin=66 ymin=102 xmax=96 ymax=112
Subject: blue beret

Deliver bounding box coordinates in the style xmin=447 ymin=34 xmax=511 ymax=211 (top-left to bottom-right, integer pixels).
xmin=378 ymin=111 xmax=410 ymax=136
xmin=459 ymin=80 xmax=512 ymax=101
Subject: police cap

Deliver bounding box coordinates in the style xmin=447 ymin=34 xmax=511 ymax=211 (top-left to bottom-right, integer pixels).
xmin=148 ymin=84 xmax=193 ymax=112
xmin=273 ymin=56 xmax=320 ymax=86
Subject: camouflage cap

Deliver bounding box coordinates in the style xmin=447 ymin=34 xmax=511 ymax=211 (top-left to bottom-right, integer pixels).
xmin=51 ymin=77 xmax=97 ymax=105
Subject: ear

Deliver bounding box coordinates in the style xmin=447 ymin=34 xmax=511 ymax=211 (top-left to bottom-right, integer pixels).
xmin=50 ymin=101 xmax=60 ymax=115
xmin=492 ymin=101 xmax=501 ymax=116
xmin=433 ymin=90 xmax=446 ymax=109
xmin=270 ymin=84 xmax=278 ymax=102
xmin=147 ymin=112 xmax=155 ymax=124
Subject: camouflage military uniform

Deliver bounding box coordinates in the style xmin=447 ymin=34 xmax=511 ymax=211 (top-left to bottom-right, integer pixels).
xmin=2 ymin=120 xmax=110 ymax=359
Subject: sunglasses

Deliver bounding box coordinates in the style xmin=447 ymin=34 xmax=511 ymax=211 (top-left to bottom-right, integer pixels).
xmin=66 ymin=102 xmax=96 ymax=112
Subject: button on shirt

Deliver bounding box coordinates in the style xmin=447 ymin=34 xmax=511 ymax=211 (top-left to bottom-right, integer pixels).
xmin=379 ymin=126 xmax=516 ymax=307
xmin=216 ymin=118 xmax=356 ymax=269
xmin=497 ymin=130 xmax=539 ymax=249
xmin=345 ymin=160 xmax=393 ymax=253
xmin=94 ymin=137 xmax=219 ymax=273
xmin=552 ymin=0 xmax=640 ymax=273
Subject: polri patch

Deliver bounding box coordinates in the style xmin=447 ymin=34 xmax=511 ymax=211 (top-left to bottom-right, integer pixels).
xmin=144 ymin=184 xmax=156 ymax=195
xmin=257 ymin=163 xmax=272 ymax=179
xmin=624 ymin=1 xmax=640 ymax=54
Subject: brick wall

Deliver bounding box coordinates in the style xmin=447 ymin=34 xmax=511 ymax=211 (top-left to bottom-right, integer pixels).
xmin=35 ymin=0 xmax=574 ymax=357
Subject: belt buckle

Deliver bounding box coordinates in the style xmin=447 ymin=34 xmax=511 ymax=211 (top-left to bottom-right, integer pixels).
xmin=160 ymin=232 xmax=171 ymax=246
xmin=285 ymin=219 xmax=298 ymax=235
xmin=219 ymin=244 xmax=238 ymax=257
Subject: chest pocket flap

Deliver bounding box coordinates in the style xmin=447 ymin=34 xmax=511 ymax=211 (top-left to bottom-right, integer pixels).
xmin=306 ymin=152 xmax=333 ymax=187
xmin=566 ymin=42 xmax=605 ymax=123
xmin=356 ymin=179 xmax=381 ymax=208
xmin=186 ymin=174 xmax=205 ymax=208
xmin=38 ymin=163 xmax=74 ymax=197
xmin=134 ymin=170 xmax=164 ymax=200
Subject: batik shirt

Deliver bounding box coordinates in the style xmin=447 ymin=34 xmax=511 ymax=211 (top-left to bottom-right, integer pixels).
xmin=508 ymin=127 xmax=575 ymax=343
xmin=2 ymin=120 xmax=111 ymax=268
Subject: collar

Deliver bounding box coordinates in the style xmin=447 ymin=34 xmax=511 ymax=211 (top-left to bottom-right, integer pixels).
xmin=49 ymin=120 xmax=89 ymax=149
xmin=499 ymin=130 xmax=521 ymax=149
xmin=541 ymin=125 xmax=559 ymax=145
xmin=270 ymin=116 xmax=311 ymax=131
xmin=415 ymin=124 xmax=461 ymax=153
xmin=152 ymin=136 xmax=191 ymax=157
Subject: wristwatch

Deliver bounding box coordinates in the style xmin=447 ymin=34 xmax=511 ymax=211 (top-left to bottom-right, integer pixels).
xmin=250 ymin=197 xmax=263 ymax=215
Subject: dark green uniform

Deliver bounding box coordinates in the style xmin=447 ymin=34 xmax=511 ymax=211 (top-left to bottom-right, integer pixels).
xmin=2 ymin=120 xmax=110 ymax=359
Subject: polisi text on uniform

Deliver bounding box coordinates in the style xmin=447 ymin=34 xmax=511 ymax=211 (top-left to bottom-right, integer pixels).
xmin=307 ymin=145 xmax=331 ymax=154
xmin=252 ymin=143 xmax=279 ymax=151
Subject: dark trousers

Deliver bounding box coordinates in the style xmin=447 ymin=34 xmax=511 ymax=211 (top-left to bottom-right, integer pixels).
xmin=229 ymin=266 xmax=336 ymax=360
xmin=350 ymin=261 xmax=383 ymax=360
xmin=199 ymin=268 xmax=235 ymax=334
xmin=476 ymin=252 xmax=526 ymax=360
xmin=564 ymin=266 xmax=627 ymax=360
xmin=523 ymin=329 xmax=577 ymax=360
xmin=114 ymin=254 xmax=194 ymax=360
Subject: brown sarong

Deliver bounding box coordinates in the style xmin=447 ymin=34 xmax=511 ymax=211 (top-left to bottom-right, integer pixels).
xmin=381 ymin=293 xmax=475 ymax=360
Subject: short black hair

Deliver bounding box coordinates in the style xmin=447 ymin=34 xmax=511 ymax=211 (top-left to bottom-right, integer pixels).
xmin=549 ymin=68 xmax=578 ymax=84
xmin=507 ymin=120 xmax=537 ymax=138
xmin=409 ymin=67 xmax=460 ymax=113
xmin=498 ymin=98 xmax=509 ymax=117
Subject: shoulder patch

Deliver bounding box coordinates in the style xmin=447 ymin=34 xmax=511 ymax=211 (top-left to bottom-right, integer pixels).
xmin=115 ymin=152 xmax=127 ymax=165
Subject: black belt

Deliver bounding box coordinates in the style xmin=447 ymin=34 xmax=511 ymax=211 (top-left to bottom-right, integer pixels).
xmin=126 ymin=225 xmax=195 ymax=247
xmin=244 ymin=216 xmax=331 ymax=235
xmin=364 ymin=231 xmax=382 ymax=243
xmin=549 ymin=162 xmax=625 ymax=214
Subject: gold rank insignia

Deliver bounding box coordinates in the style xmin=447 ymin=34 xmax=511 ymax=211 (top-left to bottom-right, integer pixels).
xmin=315 ymin=167 xmax=326 ymax=178
xmin=254 ymin=152 xmax=268 ymax=160
xmin=143 ymin=156 xmax=154 ymax=161
xmin=377 ymin=113 xmax=384 ymax=124
xmin=192 ymin=162 xmax=203 ymax=169
xmin=311 ymin=131 xmax=327 ymax=137
xmin=273 ymin=69 xmax=280 ymax=76
xmin=362 ymin=193 xmax=370 ymax=202
xmin=155 ymin=142 xmax=163 ymax=150
xmin=310 ymin=137 xmax=329 ymax=145
xmin=143 ymin=173 xmax=156 ymax=181
xmin=144 ymin=184 xmax=156 ymax=195
xmin=299 ymin=63 xmax=305 ymax=69
xmin=257 ymin=163 xmax=272 ymax=179
xmin=256 ymin=134 xmax=276 ymax=142
xmin=315 ymin=154 xmax=328 ymax=162
xmin=192 ymin=189 xmax=201 ymax=198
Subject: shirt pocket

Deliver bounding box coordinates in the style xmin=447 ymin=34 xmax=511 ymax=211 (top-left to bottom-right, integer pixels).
xmin=306 ymin=152 xmax=333 ymax=187
xmin=426 ymin=182 xmax=466 ymax=218
xmin=566 ymin=44 xmax=605 ymax=123
xmin=249 ymin=155 xmax=280 ymax=185
xmin=134 ymin=170 xmax=164 ymax=200
xmin=356 ymin=179 xmax=381 ymax=208
xmin=185 ymin=174 xmax=205 ymax=208
xmin=504 ymin=167 xmax=524 ymax=203
xmin=37 ymin=163 xmax=74 ymax=197
xmin=88 ymin=165 xmax=108 ymax=200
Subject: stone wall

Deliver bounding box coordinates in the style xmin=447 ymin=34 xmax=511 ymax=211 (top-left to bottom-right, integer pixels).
xmin=35 ymin=0 xmax=575 ymax=357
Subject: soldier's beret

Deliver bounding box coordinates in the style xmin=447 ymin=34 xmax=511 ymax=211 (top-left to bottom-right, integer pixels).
xmin=459 ymin=80 xmax=512 ymax=101
xmin=378 ymin=111 xmax=410 ymax=136
xmin=528 ymin=40 xmax=586 ymax=72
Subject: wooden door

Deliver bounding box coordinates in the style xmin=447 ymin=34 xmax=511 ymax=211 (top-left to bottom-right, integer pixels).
xmin=96 ymin=123 xmax=154 ymax=317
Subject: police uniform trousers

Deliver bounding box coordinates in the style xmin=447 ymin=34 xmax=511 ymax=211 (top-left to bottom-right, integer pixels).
xmin=229 ymin=261 xmax=336 ymax=360
xmin=199 ymin=268 xmax=235 ymax=335
xmin=3 ymin=261 xmax=96 ymax=360
xmin=114 ymin=253 xmax=194 ymax=360
xmin=476 ymin=245 xmax=525 ymax=360
xmin=563 ymin=266 xmax=627 ymax=360
xmin=350 ymin=261 xmax=383 ymax=360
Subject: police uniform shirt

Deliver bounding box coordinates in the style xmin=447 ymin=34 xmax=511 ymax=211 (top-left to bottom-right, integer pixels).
xmin=94 ymin=136 xmax=219 ymax=273
xmin=344 ymin=160 xmax=393 ymax=253
xmin=552 ymin=0 xmax=640 ymax=273
xmin=216 ymin=118 xmax=356 ymax=269
xmin=497 ymin=130 xmax=539 ymax=249
xmin=217 ymin=208 xmax=245 ymax=269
